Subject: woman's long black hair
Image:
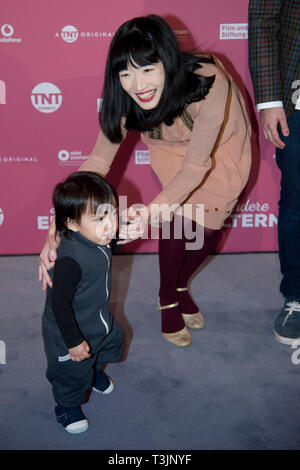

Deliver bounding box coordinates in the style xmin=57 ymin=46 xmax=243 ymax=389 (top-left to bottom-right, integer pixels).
xmin=100 ymin=14 xmax=215 ymax=143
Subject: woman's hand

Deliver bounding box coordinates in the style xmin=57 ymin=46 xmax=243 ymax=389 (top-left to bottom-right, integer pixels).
xmin=116 ymin=202 xmax=177 ymax=245
xmin=38 ymin=217 xmax=61 ymax=290
xmin=117 ymin=204 xmax=149 ymax=245
xmin=69 ymin=340 xmax=92 ymax=362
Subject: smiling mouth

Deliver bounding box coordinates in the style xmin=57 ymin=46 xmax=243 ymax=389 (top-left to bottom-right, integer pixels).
xmin=135 ymin=89 xmax=157 ymax=102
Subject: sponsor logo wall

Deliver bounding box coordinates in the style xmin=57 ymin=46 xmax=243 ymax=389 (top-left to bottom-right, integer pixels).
xmin=0 ymin=0 xmax=280 ymax=254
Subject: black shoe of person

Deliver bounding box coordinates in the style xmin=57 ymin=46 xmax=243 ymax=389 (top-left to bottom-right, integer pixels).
xmin=55 ymin=405 xmax=89 ymax=434
xmin=274 ymin=299 xmax=300 ymax=345
xmin=93 ymin=370 xmax=115 ymax=394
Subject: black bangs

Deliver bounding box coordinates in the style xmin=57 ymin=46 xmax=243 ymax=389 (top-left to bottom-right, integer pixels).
xmin=53 ymin=172 xmax=118 ymax=235
xmin=101 ymin=15 xmax=216 ymax=143
xmin=111 ymin=28 xmax=160 ymax=73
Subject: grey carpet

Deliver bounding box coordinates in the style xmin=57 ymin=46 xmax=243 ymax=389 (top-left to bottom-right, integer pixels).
xmin=0 ymin=252 xmax=299 ymax=450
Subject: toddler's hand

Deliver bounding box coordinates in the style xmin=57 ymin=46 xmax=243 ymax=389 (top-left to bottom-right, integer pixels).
xmin=69 ymin=341 xmax=92 ymax=362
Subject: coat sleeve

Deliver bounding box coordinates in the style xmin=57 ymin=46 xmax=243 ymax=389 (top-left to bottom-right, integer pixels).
xmin=248 ymin=0 xmax=284 ymax=105
xmin=51 ymin=257 xmax=84 ymax=349
xmin=149 ymin=71 xmax=229 ymax=208
xmin=78 ymin=129 xmax=122 ymax=177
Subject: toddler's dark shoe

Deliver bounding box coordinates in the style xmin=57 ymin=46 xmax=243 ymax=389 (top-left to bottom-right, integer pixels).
xmin=274 ymin=299 xmax=300 ymax=345
xmin=93 ymin=370 xmax=115 ymax=394
xmin=55 ymin=404 xmax=89 ymax=434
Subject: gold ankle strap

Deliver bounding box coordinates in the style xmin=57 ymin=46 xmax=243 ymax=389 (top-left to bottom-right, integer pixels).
xmin=157 ymin=301 xmax=179 ymax=310
xmin=176 ymin=287 xmax=188 ymax=292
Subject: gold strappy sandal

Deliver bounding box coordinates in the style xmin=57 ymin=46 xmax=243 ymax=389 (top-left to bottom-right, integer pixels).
xmin=158 ymin=300 xmax=191 ymax=347
xmin=176 ymin=287 xmax=204 ymax=329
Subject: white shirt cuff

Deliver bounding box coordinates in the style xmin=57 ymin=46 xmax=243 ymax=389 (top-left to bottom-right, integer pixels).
xmin=256 ymin=101 xmax=283 ymax=111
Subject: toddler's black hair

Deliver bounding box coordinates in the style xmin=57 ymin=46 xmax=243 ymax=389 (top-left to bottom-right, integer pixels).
xmin=53 ymin=171 xmax=118 ymax=235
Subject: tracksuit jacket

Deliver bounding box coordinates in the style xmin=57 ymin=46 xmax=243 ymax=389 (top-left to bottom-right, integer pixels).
xmin=42 ymin=230 xmax=124 ymax=407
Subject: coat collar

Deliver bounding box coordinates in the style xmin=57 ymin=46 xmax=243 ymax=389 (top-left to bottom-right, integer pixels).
xmin=68 ymin=230 xmax=111 ymax=252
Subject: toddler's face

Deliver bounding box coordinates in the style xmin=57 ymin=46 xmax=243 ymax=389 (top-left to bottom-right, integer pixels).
xmin=68 ymin=202 xmax=118 ymax=246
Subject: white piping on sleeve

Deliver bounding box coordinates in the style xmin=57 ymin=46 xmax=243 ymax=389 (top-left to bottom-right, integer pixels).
xmin=99 ymin=309 xmax=109 ymax=335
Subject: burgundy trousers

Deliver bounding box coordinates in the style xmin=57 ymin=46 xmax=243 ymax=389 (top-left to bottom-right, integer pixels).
xmin=158 ymin=216 xmax=220 ymax=333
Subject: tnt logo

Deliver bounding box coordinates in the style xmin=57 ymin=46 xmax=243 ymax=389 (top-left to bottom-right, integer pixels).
xmin=31 ymin=82 xmax=63 ymax=113
xmin=0 ymin=340 xmax=6 ymax=364
xmin=0 ymin=80 xmax=6 ymax=104
xmin=61 ymin=25 xmax=78 ymax=43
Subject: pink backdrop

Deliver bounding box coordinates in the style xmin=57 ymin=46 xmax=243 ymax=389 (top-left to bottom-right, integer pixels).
xmin=0 ymin=0 xmax=280 ymax=255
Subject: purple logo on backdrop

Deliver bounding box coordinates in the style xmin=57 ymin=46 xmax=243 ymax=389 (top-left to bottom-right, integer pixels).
xmin=0 ymin=80 xmax=6 ymax=104
xmin=31 ymin=83 xmax=62 ymax=113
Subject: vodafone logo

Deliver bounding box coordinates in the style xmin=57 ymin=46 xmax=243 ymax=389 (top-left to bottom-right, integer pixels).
xmin=0 ymin=208 xmax=4 ymax=226
xmin=31 ymin=83 xmax=63 ymax=113
xmin=1 ymin=24 xmax=14 ymax=37
xmin=0 ymin=24 xmax=21 ymax=43
xmin=61 ymin=25 xmax=78 ymax=43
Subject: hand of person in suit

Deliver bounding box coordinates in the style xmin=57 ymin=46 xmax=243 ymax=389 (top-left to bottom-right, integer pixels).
xmin=260 ymin=107 xmax=290 ymax=149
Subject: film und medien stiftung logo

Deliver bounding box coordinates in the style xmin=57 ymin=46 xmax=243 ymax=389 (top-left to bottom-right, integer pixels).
xmin=0 ymin=24 xmax=22 ymax=43
xmin=0 ymin=208 xmax=4 ymax=226
xmin=31 ymin=83 xmax=63 ymax=113
xmin=135 ymin=150 xmax=150 ymax=165
xmin=56 ymin=25 xmax=114 ymax=43
xmin=220 ymin=23 xmax=248 ymax=40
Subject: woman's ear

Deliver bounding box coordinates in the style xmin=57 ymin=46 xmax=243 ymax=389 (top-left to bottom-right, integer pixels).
xmin=66 ymin=218 xmax=79 ymax=232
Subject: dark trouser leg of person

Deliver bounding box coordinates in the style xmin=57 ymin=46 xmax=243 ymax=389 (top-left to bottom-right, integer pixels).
xmin=158 ymin=216 xmax=191 ymax=346
xmin=275 ymin=109 xmax=300 ymax=344
xmin=177 ymin=223 xmax=220 ymax=328
xmin=42 ymin=314 xmax=95 ymax=433
xmin=93 ymin=318 xmax=124 ymax=394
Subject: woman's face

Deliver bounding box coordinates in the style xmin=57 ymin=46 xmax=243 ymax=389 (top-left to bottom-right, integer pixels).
xmin=119 ymin=60 xmax=165 ymax=110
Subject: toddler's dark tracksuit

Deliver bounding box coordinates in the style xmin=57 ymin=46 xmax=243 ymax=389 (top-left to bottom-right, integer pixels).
xmin=42 ymin=230 xmax=124 ymax=408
